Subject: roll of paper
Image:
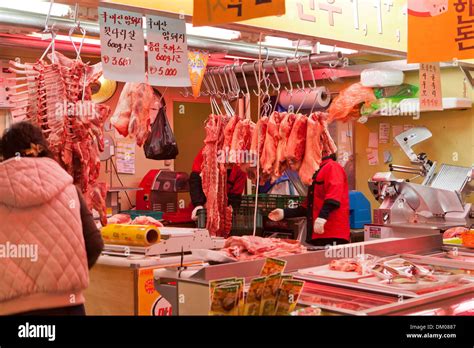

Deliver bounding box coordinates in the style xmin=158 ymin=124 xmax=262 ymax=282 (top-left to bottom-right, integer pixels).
xmin=101 ymin=224 xmax=160 ymax=247
xmin=279 ymin=87 xmax=331 ymax=111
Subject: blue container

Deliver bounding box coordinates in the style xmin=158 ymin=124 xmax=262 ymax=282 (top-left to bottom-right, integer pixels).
xmin=349 ymin=191 xmax=372 ymax=229
xmin=121 ymin=210 xmax=164 ymax=220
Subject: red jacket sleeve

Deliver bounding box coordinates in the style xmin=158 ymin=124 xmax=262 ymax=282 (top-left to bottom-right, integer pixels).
xmin=228 ymin=167 xmax=247 ymax=195
xmin=191 ymin=148 xmax=204 ymax=173
xmin=322 ymin=163 xmax=345 ymax=206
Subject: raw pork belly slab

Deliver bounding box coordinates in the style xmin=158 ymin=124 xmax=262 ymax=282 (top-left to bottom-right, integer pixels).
xmin=275 ymin=113 xmax=296 ymax=179
xmin=299 ymin=113 xmax=324 ymax=185
xmin=260 ymin=112 xmax=284 ymax=176
xmin=132 ymin=216 xmax=164 ymax=227
xmin=285 ymin=113 xmax=307 ymax=171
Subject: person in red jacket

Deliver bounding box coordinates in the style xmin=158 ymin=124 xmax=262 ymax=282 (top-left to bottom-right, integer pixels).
xmin=268 ymin=153 xmax=350 ymax=246
xmin=189 ymin=147 xmax=247 ymax=220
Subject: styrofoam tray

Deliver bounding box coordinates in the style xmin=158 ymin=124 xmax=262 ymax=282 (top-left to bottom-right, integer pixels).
xmin=297 ymin=264 xmax=369 ymax=280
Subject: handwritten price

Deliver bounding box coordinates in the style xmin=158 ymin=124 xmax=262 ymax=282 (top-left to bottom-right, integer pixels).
xmin=149 ymin=66 xmax=177 ymax=76
xmin=111 ymin=57 xmax=132 ymax=66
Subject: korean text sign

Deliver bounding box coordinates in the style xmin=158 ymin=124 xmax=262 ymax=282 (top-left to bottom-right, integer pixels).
xmin=147 ymin=15 xmax=191 ymax=87
xmin=408 ymin=0 xmax=474 ymax=62
xmin=192 ymin=0 xmax=286 ymax=26
xmin=419 ymin=63 xmax=443 ymax=111
xmin=99 ymin=7 xmax=145 ymax=82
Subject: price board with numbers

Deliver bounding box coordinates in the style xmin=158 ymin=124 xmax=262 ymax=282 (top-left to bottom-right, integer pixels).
xmin=147 ymin=15 xmax=190 ymax=87
xmin=99 ymin=7 xmax=146 ymax=82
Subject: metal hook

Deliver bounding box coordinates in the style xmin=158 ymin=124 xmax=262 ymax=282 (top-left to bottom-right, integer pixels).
xmin=283 ymin=58 xmax=293 ymax=94
xmin=307 ymin=55 xmax=317 ymax=91
xmin=68 ymin=23 xmax=86 ymax=61
xmin=252 ymin=61 xmax=262 ymax=97
xmin=269 ymin=59 xmax=281 ymax=93
xmin=240 ymin=63 xmax=251 ymax=97
xmin=43 ymin=0 xmax=55 ymax=33
xmin=229 ymin=65 xmax=240 ymax=98
xmin=295 ymin=56 xmax=306 ymax=92
xmin=223 ymin=66 xmax=234 ymax=99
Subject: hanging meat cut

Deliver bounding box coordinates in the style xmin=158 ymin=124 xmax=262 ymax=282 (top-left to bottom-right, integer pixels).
xmin=8 ymin=51 xmax=110 ymax=225
xmin=299 ymin=113 xmax=324 ymax=185
xmin=327 ymin=83 xmax=376 ymax=123
xmin=274 ymin=113 xmax=296 ymax=179
xmin=111 ymin=82 xmax=159 ymax=146
xmin=230 ymin=118 xmax=255 ymax=162
xmin=319 ymin=115 xmax=338 ymax=156
xmin=260 ymin=111 xmax=284 ymax=176
xmin=202 ymin=114 xmax=231 ymax=237
xmin=284 ymin=113 xmax=307 ymax=171
xmin=246 ymin=115 xmax=268 ymax=182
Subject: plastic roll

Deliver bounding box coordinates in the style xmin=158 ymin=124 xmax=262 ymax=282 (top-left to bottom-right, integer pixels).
xmin=279 ymin=87 xmax=331 ymax=110
xmin=101 ymin=224 xmax=160 ymax=247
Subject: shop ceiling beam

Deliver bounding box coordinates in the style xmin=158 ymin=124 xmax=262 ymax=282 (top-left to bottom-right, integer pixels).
xmin=0 ymin=8 xmax=312 ymax=59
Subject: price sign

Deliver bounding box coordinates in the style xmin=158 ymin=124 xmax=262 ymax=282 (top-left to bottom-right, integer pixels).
xmin=193 ymin=0 xmax=286 ymax=26
xmin=99 ymin=7 xmax=145 ymax=82
xmin=419 ymin=62 xmax=442 ymax=111
xmin=147 ymin=15 xmax=190 ymax=87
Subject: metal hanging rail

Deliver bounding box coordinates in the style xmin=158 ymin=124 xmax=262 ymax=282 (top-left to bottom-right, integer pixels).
xmin=208 ymin=52 xmax=344 ymax=76
xmin=0 ymin=8 xmax=312 ymax=59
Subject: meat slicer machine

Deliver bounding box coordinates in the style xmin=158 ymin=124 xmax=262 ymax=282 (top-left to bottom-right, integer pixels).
xmin=366 ymin=127 xmax=473 ymax=240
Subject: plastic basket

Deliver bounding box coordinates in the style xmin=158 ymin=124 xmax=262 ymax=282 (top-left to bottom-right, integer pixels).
xmin=196 ymin=207 xmax=263 ymax=236
xmin=240 ymin=194 xmax=304 ymax=214
xmin=121 ymin=210 xmax=163 ymax=220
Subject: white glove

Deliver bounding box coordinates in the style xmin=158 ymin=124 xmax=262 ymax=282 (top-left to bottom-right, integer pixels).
xmin=313 ymin=217 xmax=327 ymax=234
xmin=268 ymin=208 xmax=284 ymax=222
xmin=191 ymin=206 xmax=203 ymax=221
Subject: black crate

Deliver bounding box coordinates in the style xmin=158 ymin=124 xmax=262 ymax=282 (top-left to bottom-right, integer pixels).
xmin=196 ymin=207 xmax=263 ymax=236
xmin=240 ymin=194 xmax=304 ymax=214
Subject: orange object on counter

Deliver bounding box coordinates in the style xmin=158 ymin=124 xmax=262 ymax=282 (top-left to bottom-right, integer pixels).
xmin=461 ymin=230 xmax=474 ymax=248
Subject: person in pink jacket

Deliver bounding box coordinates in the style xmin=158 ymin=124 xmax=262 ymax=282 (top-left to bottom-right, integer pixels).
xmin=0 ymin=122 xmax=103 ymax=315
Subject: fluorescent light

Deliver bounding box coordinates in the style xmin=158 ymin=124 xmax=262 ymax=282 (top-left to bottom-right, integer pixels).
xmin=28 ymin=33 xmax=101 ymax=46
xmin=0 ymin=0 xmax=70 ymax=17
xmin=185 ymin=23 xmax=240 ymax=41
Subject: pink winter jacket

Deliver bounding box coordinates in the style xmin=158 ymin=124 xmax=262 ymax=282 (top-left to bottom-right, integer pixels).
xmin=0 ymin=157 xmax=89 ymax=315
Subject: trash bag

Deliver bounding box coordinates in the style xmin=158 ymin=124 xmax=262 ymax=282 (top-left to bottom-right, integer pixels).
xmin=143 ymin=106 xmax=179 ymax=160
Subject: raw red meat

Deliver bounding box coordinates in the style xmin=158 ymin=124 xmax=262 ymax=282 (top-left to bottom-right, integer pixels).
xmin=111 ymin=82 xmax=159 ymax=146
xmin=202 ymin=114 xmax=230 ymax=236
xmin=329 ymin=259 xmax=362 ymax=273
xmin=319 ymin=116 xmax=337 ymax=156
xmin=260 ymin=112 xmax=284 ymax=176
xmin=222 ymin=236 xmax=307 ymax=261
xmin=327 ymin=83 xmax=376 ymax=123
xmin=443 ymin=227 xmax=468 ymax=239
xmin=132 ymin=216 xmax=164 ymax=227
xmin=230 ymin=118 xmax=255 ymax=163
xmin=108 ymin=214 xmax=132 ymax=224
xmin=246 ymin=116 xmax=269 ymax=182
xmin=223 ymin=115 xmax=240 ymax=151
xmin=8 ymin=53 xmax=110 ymax=223
xmin=84 ymin=182 xmax=108 ymax=226
xmin=284 ymin=113 xmax=307 ymax=171
xmin=275 ymin=113 xmax=296 ymax=179
xmin=299 ymin=113 xmax=324 ymax=185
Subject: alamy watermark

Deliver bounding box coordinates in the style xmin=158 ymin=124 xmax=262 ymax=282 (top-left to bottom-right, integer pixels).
xmin=324 ymin=242 xmax=365 ymax=259
xmin=0 ymin=242 xmax=38 ymax=262
xmin=217 ymin=148 xmax=258 ymax=167
xmin=379 ymin=99 xmax=420 ymax=119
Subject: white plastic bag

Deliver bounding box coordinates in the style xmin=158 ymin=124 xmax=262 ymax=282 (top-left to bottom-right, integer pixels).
xmin=361 ymin=69 xmax=404 ymax=87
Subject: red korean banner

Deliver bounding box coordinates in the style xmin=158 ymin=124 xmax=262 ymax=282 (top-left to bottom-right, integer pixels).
xmin=408 ymin=0 xmax=474 ymax=63
xmin=99 ymin=7 xmax=146 ymax=82
xmin=192 ymin=0 xmax=286 ymax=26
xmin=188 ymin=50 xmax=209 ymax=98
